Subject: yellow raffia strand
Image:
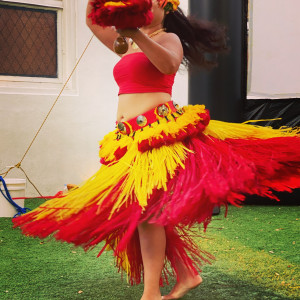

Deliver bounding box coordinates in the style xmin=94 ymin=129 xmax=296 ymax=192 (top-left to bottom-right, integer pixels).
xmin=117 ymin=249 xmax=131 ymax=280
xmin=204 ymin=120 xmax=300 ymax=140
xmin=104 ymin=1 xmax=128 ymax=7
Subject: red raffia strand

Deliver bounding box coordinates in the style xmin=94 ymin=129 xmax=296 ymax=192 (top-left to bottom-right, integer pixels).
xmin=88 ymin=0 xmax=153 ymax=29
xmin=12 ymin=192 xmax=65 ymax=200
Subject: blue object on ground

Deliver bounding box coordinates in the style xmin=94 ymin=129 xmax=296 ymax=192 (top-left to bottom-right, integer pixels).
xmin=0 ymin=176 xmax=31 ymax=218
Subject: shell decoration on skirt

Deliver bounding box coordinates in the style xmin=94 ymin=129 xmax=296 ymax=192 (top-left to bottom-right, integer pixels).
xmin=13 ymin=101 xmax=300 ymax=285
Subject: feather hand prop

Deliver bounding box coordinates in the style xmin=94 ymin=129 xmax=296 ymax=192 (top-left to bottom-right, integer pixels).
xmin=88 ymin=0 xmax=153 ymax=29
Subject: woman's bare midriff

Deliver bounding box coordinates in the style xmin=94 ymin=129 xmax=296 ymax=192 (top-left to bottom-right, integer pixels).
xmin=116 ymin=92 xmax=172 ymax=122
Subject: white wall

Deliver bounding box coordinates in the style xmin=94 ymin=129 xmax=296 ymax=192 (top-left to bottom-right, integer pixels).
xmin=248 ymin=0 xmax=300 ymax=99
xmin=0 ymin=1 xmax=189 ymax=196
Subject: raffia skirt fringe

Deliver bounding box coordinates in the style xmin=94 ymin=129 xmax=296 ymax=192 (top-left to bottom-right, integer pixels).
xmin=13 ymin=102 xmax=300 ymax=285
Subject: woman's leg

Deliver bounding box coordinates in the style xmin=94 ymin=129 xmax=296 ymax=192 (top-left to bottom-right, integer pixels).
xmin=162 ymin=259 xmax=202 ymax=300
xmin=138 ymin=222 xmax=166 ymax=300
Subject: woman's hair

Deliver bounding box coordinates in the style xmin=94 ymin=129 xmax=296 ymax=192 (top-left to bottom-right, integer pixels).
xmin=163 ymin=8 xmax=228 ymax=68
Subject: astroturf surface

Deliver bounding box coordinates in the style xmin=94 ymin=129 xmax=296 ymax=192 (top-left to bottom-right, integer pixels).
xmin=0 ymin=199 xmax=299 ymax=300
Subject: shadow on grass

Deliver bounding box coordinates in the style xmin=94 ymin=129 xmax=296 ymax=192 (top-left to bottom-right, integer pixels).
xmin=1 ymin=263 xmax=292 ymax=300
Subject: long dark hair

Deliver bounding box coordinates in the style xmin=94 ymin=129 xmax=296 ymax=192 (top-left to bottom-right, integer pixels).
xmin=163 ymin=8 xmax=228 ymax=68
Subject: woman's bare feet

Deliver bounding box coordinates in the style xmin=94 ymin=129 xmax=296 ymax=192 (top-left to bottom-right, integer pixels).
xmin=162 ymin=275 xmax=203 ymax=299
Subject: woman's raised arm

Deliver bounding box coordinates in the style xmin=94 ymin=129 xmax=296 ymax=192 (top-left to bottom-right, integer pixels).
xmin=118 ymin=28 xmax=183 ymax=75
xmin=86 ymin=0 xmax=119 ymax=53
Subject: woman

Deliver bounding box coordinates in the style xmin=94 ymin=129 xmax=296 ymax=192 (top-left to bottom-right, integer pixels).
xmin=85 ymin=1 xmax=219 ymax=299
xmin=13 ymin=1 xmax=300 ymax=300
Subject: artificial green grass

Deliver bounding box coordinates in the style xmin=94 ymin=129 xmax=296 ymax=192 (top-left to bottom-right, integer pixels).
xmin=0 ymin=199 xmax=299 ymax=299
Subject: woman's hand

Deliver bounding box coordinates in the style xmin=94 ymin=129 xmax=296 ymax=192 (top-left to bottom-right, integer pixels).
xmin=116 ymin=28 xmax=140 ymax=39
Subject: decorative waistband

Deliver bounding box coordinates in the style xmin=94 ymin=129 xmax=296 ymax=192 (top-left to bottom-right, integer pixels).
xmin=116 ymin=101 xmax=185 ymax=136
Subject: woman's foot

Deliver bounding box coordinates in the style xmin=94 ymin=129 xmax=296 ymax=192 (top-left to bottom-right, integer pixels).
xmin=162 ymin=275 xmax=203 ymax=299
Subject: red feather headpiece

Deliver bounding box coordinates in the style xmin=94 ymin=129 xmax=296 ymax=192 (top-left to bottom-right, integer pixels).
xmin=88 ymin=0 xmax=153 ymax=29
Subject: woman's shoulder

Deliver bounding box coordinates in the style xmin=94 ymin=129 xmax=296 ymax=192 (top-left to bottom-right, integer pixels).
xmin=156 ymin=31 xmax=182 ymax=46
xmin=155 ymin=31 xmax=183 ymax=54
xmin=160 ymin=31 xmax=180 ymax=40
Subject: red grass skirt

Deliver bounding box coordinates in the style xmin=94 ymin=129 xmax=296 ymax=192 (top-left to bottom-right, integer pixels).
xmin=13 ymin=102 xmax=300 ymax=285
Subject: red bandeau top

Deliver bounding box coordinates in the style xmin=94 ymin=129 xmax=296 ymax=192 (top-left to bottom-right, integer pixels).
xmin=113 ymin=52 xmax=176 ymax=96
